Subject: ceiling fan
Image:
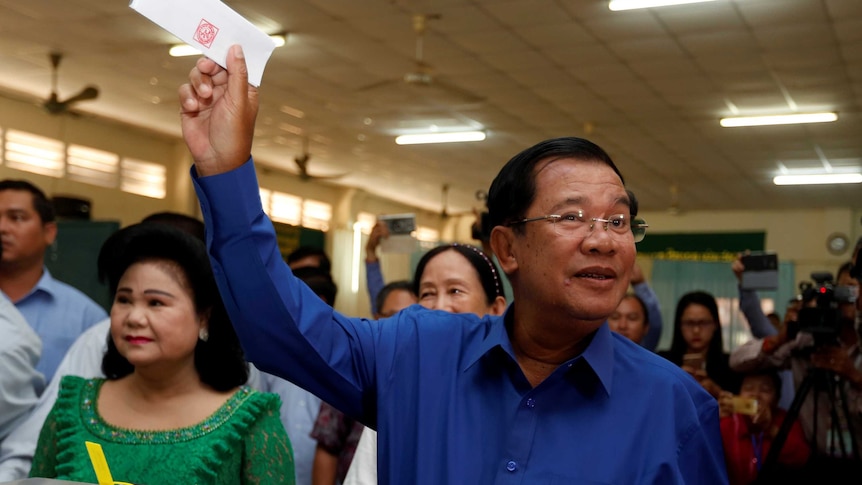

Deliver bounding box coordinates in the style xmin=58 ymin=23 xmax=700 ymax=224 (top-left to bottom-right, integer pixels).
xmin=356 ymin=14 xmax=484 ymax=106
xmin=438 ymin=183 xmax=476 ymax=219
xmin=42 ymin=52 xmax=100 ymax=115
xmin=291 ymin=137 xmax=349 ymax=182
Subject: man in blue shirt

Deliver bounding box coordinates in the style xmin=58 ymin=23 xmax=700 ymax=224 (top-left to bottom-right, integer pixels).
xmin=179 ymin=45 xmax=727 ymax=484
xmin=0 ymin=291 xmax=42 ymax=444
xmin=0 ymin=180 xmax=107 ymax=382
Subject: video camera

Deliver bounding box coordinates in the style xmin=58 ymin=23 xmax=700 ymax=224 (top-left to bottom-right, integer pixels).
xmin=789 ymin=272 xmax=858 ymax=346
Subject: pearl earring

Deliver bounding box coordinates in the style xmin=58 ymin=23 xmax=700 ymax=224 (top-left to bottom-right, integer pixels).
xmin=199 ymin=328 xmax=209 ymax=342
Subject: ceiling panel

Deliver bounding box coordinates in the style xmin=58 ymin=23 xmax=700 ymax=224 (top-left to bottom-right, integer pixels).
xmin=0 ymin=0 xmax=858 ymax=215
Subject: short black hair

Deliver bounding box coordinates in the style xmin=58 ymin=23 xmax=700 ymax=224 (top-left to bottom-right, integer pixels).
xmin=292 ymin=265 xmax=338 ymax=306
xmin=0 ymin=179 xmax=55 ymax=223
xmin=98 ymin=223 xmax=247 ymax=391
xmin=486 ymin=137 xmax=625 ymax=233
xmin=627 ymin=189 xmax=639 ymax=218
xmin=286 ymin=246 xmax=332 ymax=273
xmin=375 ymin=280 xmax=414 ymax=316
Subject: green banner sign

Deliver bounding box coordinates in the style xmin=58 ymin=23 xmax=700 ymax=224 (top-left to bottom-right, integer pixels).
xmin=636 ymin=232 xmax=765 ymax=262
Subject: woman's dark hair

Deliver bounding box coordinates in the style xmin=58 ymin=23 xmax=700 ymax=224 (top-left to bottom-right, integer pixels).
xmin=667 ymin=291 xmax=724 ymax=364
xmin=412 ymin=243 xmax=505 ymax=305
xmin=98 ymin=223 xmax=247 ymax=391
xmin=486 ymin=137 xmax=625 ymax=233
xmin=140 ymin=212 xmax=205 ymax=242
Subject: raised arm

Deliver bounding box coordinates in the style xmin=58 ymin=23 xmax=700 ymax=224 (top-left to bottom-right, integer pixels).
xmin=732 ymin=254 xmax=777 ymax=338
xmin=365 ymin=222 xmax=389 ymax=315
xmin=630 ymin=263 xmax=663 ymax=351
xmin=180 ymin=46 xmax=388 ymax=424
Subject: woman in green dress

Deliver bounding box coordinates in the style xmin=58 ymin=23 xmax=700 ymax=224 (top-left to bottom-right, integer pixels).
xmin=29 ymin=223 xmax=296 ymax=484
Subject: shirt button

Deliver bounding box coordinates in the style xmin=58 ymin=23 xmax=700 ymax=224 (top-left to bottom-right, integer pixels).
xmin=526 ymin=398 xmax=536 ymax=408
xmin=506 ymin=461 xmax=518 ymax=472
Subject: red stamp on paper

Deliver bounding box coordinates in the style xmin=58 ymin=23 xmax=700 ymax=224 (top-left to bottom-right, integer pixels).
xmin=193 ymin=19 xmax=219 ymax=48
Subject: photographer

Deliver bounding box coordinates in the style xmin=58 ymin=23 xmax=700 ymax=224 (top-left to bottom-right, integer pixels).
xmin=729 ymin=259 xmax=862 ymax=481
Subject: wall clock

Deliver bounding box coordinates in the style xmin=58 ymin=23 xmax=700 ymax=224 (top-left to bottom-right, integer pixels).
xmin=826 ymin=233 xmax=849 ymax=256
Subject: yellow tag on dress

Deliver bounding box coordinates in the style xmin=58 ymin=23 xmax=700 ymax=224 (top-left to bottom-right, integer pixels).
xmin=85 ymin=441 xmax=135 ymax=485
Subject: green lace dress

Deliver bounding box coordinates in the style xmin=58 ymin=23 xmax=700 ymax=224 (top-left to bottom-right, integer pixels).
xmin=29 ymin=376 xmax=296 ymax=484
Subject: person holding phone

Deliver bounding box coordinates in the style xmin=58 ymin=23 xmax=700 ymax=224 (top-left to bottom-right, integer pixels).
xmin=659 ymin=291 xmax=743 ymax=398
xmin=731 ymin=252 xmax=798 ymax=411
xmin=720 ymin=369 xmax=809 ymax=485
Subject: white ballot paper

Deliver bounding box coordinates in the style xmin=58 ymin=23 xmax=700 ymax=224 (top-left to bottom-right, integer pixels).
xmin=130 ymin=0 xmax=276 ymax=86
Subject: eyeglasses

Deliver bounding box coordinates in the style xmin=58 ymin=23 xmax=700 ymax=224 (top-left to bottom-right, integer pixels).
xmin=507 ymin=210 xmax=648 ymax=243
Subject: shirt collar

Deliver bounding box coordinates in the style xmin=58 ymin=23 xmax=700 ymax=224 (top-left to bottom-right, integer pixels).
xmin=463 ymin=304 xmax=616 ymax=396
xmin=24 ymin=266 xmax=57 ymax=300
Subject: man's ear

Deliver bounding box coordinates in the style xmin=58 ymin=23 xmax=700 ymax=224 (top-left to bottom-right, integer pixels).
xmin=490 ymin=226 xmax=517 ymax=275
xmin=43 ymin=221 xmax=58 ymax=246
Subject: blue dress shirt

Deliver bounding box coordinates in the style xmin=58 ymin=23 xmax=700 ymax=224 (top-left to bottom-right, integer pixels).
xmin=364 ymin=260 xmax=385 ymax=316
xmin=13 ymin=268 xmax=107 ymax=382
xmin=193 ymin=159 xmax=728 ymax=485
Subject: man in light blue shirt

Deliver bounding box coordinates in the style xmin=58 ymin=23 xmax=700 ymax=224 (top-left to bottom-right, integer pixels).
xmin=0 ymin=292 xmax=43 ymax=444
xmin=179 ymin=46 xmax=727 ymax=484
xmin=0 ymin=180 xmax=107 ymax=382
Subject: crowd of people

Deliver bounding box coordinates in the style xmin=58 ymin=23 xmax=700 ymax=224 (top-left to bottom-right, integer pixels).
xmin=0 ymin=44 xmax=860 ymax=484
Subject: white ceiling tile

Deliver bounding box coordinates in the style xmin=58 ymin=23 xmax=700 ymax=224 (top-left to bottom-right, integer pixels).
xmin=0 ymin=0 xmax=858 ymax=214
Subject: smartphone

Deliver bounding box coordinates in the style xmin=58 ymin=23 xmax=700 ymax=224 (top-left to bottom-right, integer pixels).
xmin=740 ymin=252 xmax=779 ymax=290
xmin=731 ymin=396 xmax=759 ymax=416
xmin=378 ymin=213 xmax=416 ymax=236
xmin=682 ymin=353 xmax=705 ymax=370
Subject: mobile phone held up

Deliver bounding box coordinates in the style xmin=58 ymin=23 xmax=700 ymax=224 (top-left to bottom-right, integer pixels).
xmin=740 ymin=252 xmax=779 ymax=290
xmin=731 ymin=396 xmax=759 ymax=416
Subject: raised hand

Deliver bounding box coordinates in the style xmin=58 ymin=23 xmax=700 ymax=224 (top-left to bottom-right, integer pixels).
xmin=178 ymin=45 xmax=259 ymax=176
xmin=366 ymin=222 xmax=390 ymax=263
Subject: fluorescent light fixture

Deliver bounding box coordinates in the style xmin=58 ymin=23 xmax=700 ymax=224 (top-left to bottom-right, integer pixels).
xmin=609 ymin=0 xmax=716 ymax=11
xmin=773 ymin=173 xmax=862 ymax=185
xmin=720 ymin=112 xmax=837 ymax=128
xmin=395 ymin=131 xmax=486 ymax=145
xmin=169 ymin=33 xmax=287 ymax=57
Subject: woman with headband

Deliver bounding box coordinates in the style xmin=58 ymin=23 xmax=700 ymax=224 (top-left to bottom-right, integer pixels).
xmin=342 ymin=243 xmax=507 ymax=485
